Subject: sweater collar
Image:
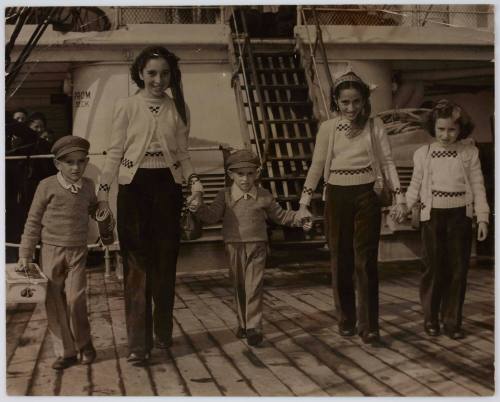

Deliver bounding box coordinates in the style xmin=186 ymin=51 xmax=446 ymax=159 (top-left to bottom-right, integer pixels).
xmin=57 ymin=172 xmax=82 ymax=194
xmin=231 ymin=183 xmax=258 ymax=202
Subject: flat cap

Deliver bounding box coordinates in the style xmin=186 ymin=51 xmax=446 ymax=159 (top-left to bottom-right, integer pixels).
xmin=226 ymin=149 xmax=260 ymax=170
xmin=51 ymin=135 xmax=90 ymax=159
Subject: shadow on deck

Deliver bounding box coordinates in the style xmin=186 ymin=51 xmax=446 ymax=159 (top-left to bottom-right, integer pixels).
xmin=6 ymin=260 xmax=494 ymax=396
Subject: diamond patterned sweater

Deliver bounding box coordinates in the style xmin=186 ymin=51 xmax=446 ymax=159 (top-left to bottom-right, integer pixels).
xmin=405 ymin=142 xmax=489 ymax=223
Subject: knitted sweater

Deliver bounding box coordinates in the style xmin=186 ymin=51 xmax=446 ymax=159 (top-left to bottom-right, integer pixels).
xmin=19 ymin=175 xmax=98 ymax=258
xmin=406 ymin=142 xmax=490 ymax=223
xmin=196 ymin=186 xmax=298 ymax=243
xmin=97 ymin=92 xmax=202 ymax=201
xmin=329 ymin=127 xmax=374 ymax=185
xmin=300 ymin=116 xmax=404 ymax=205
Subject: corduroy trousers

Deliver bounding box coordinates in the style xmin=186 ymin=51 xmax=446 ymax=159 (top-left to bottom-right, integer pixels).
xmin=420 ymin=207 xmax=472 ymax=331
xmin=324 ymin=183 xmax=382 ymax=336
xmin=117 ymin=168 xmax=183 ymax=355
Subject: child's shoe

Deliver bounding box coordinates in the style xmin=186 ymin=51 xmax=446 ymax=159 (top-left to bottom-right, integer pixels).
xmin=246 ymin=329 xmax=263 ymax=346
xmin=154 ymin=338 xmax=173 ymax=349
xmin=443 ymin=327 xmax=465 ymax=340
xmin=424 ymin=321 xmax=440 ymax=337
xmin=236 ymin=327 xmax=246 ymax=339
xmin=80 ymin=342 xmax=97 ymax=365
xmin=52 ymin=355 xmax=78 ymax=370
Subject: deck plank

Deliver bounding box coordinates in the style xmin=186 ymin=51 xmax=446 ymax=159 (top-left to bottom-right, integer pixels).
xmin=169 ymin=315 xmax=222 ymax=396
xmin=87 ymin=271 xmax=124 ymax=396
xmin=6 ymin=262 xmax=494 ymax=397
xmin=267 ymin=287 xmax=433 ymax=396
xmin=103 ymin=275 xmax=154 ymax=396
xmin=180 ymin=282 xmax=306 ymax=396
xmin=299 ymin=291 xmax=477 ymax=396
xmin=6 ymin=302 xmax=48 ymax=396
xmin=314 ymin=287 xmax=493 ymax=395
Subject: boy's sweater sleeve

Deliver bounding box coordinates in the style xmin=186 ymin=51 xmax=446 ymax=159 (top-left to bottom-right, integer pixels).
xmin=299 ymin=120 xmax=332 ymax=205
xmin=97 ymin=98 xmax=128 ymax=202
xmin=405 ymin=146 xmax=425 ymax=210
xmin=374 ymin=118 xmax=405 ymax=204
xmin=469 ymin=146 xmax=490 ymax=223
xmin=265 ymin=195 xmax=299 ymax=227
xmin=19 ymin=182 xmax=49 ymax=259
xmin=195 ymin=189 xmax=225 ymax=224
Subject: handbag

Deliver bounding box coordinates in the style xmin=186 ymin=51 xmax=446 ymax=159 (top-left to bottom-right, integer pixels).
xmin=180 ymin=204 xmax=202 ymax=241
xmin=369 ymin=118 xmax=394 ymax=207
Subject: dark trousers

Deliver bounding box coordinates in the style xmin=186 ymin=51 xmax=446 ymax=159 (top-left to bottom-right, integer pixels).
xmin=420 ymin=207 xmax=472 ymax=331
xmin=117 ymin=168 xmax=183 ymax=354
xmin=325 ymin=183 xmax=381 ymax=335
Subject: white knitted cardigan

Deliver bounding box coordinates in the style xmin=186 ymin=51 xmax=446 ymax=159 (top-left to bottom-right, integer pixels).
xmin=97 ymin=93 xmax=202 ymax=201
xmin=405 ymin=142 xmax=490 ymax=223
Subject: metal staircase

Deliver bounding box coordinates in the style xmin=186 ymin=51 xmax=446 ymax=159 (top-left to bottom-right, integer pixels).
xmin=230 ymin=33 xmax=326 ymax=247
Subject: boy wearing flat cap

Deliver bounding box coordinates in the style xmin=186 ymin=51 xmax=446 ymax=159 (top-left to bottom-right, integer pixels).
xmin=18 ymin=135 xmax=101 ymax=370
xmin=194 ymin=149 xmax=309 ymax=346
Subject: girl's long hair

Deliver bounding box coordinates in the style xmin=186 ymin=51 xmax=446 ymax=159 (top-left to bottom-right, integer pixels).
xmin=330 ymin=77 xmax=371 ymax=128
xmin=130 ymin=45 xmax=187 ymax=125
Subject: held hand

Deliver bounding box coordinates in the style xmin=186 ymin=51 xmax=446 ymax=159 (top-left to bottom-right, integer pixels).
xmin=477 ymin=222 xmax=488 ymax=241
xmin=302 ymin=217 xmax=313 ymax=232
xmin=96 ymin=201 xmax=111 ymax=217
xmin=187 ymin=192 xmax=203 ymax=213
xmin=296 ymin=204 xmax=313 ymax=223
xmin=16 ymin=258 xmax=29 ymax=272
xmin=390 ymin=203 xmax=408 ymax=224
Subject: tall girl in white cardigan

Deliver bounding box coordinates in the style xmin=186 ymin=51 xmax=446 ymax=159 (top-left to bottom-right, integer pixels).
xmin=297 ymin=71 xmax=407 ymax=345
xmin=405 ymin=99 xmax=489 ymax=340
xmin=96 ymin=46 xmax=203 ymax=364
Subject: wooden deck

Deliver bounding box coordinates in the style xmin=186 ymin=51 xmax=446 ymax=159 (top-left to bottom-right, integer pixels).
xmin=6 ymin=260 xmax=494 ymax=396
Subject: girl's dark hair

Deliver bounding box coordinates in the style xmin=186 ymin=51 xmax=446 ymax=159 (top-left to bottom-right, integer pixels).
xmin=130 ymin=45 xmax=187 ymax=125
xmin=330 ymin=73 xmax=371 ymax=128
xmin=28 ymin=111 xmax=47 ymax=125
xmin=427 ymin=99 xmax=474 ymax=139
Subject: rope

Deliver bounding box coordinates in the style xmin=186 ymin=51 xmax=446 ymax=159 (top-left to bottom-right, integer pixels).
xmin=300 ymin=7 xmax=330 ymax=120
xmin=230 ymin=6 xmax=264 ymax=166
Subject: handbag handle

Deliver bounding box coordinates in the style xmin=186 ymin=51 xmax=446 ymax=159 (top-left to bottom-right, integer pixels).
xmin=369 ymin=118 xmax=384 ymax=182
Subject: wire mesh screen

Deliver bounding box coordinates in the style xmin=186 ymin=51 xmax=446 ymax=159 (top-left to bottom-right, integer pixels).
xmin=302 ymin=5 xmax=494 ymax=30
xmin=119 ymin=7 xmax=221 ymax=24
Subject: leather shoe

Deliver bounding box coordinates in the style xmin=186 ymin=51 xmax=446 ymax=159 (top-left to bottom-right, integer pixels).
xmin=246 ymin=329 xmax=263 ymax=346
xmin=424 ymin=322 xmax=440 ymax=337
xmin=127 ymin=352 xmax=150 ymax=363
xmin=154 ymin=338 xmax=172 ymax=349
xmin=80 ymin=342 xmax=97 ymax=365
xmin=52 ymin=355 xmax=78 ymax=370
xmin=339 ymin=323 xmax=356 ymax=337
xmin=360 ymin=331 xmax=380 ymax=344
xmin=236 ymin=327 xmax=246 ymax=339
xmin=444 ymin=328 xmax=465 ymax=340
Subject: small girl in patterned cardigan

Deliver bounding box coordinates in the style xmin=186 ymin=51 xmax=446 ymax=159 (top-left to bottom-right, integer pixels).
xmin=405 ymin=99 xmax=490 ymax=340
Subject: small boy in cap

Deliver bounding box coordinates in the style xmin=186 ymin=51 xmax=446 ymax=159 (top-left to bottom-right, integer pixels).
xmin=18 ymin=135 xmax=103 ymax=369
xmin=193 ymin=149 xmax=310 ymax=346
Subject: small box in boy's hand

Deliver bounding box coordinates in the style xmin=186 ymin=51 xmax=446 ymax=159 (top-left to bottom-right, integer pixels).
xmin=6 ymin=263 xmax=48 ymax=304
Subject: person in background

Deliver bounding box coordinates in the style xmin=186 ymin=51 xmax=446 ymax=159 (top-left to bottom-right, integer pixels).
xmin=12 ymin=107 xmax=28 ymax=123
xmin=95 ymin=45 xmax=203 ymax=365
xmin=404 ymin=99 xmax=489 ymax=340
xmin=194 ymin=149 xmax=310 ymax=346
xmin=5 ymin=112 xmax=56 ymax=262
xmin=18 ymin=136 xmax=101 ymax=370
xmin=28 ymin=111 xmax=47 ymax=138
xmin=296 ymin=70 xmax=407 ymax=345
